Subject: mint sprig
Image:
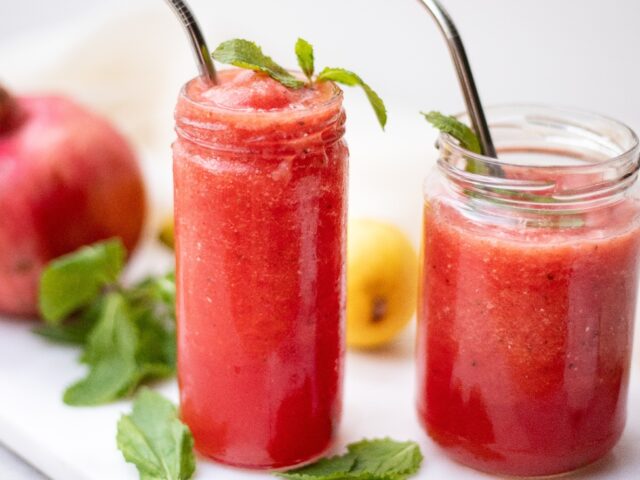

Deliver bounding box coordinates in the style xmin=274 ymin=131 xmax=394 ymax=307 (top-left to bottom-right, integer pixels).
xmin=117 ymin=389 xmax=196 ymax=480
xmin=277 ymin=438 xmax=423 ymax=480
xmin=422 ymin=111 xmax=482 ymax=155
xmin=423 ymin=110 xmax=586 ymax=227
xmin=36 ymin=240 xmax=177 ymax=406
xmin=318 ymin=67 xmax=387 ymax=130
xmin=33 ymin=299 xmax=102 ymax=345
xmin=39 ymin=239 xmax=124 ymax=324
xmin=295 ymin=38 xmax=315 ymax=82
xmin=213 ymin=39 xmax=304 ymax=89
xmin=212 ymin=38 xmax=387 ymax=129
xmin=64 ymin=292 xmax=139 ymax=405
xmin=422 ymin=110 xmax=496 ymax=175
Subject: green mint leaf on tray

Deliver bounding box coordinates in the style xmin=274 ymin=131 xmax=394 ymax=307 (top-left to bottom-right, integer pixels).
xmin=39 ymin=238 xmax=125 ymax=324
xmin=295 ymin=38 xmax=315 ymax=82
xmin=33 ymin=322 xmax=92 ymax=345
xmin=277 ymin=438 xmax=423 ymax=480
xmin=36 ymin=240 xmax=178 ymax=405
xmin=33 ymin=299 xmax=103 ymax=345
xmin=279 ymin=454 xmax=356 ymax=479
xmin=317 ymin=67 xmax=387 ymax=129
xmin=213 ymin=39 xmax=305 ymax=89
xmin=127 ymin=271 xmax=176 ymax=314
xmin=63 ymin=292 xmax=139 ymax=406
xmin=346 ymin=439 xmax=423 ymax=478
xmin=422 ymin=111 xmax=482 ymax=155
xmin=61 ymin=275 xmax=179 ymax=406
xmin=129 ymin=271 xmax=177 ymax=379
xmin=117 ymin=389 xmax=196 ymax=480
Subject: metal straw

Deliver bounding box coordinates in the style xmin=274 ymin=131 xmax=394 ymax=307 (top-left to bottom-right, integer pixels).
xmin=165 ymin=0 xmax=217 ymax=84
xmin=416 ymin=0 xmax=496 ymax=157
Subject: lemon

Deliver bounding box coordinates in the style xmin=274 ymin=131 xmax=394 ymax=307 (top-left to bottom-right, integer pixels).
xmin=158 ymin=215 xmax=175 ymax=249
xmin=346 ymin=219 xmax=418 ymax=349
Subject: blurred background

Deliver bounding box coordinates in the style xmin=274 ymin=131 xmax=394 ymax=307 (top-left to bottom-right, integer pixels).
xmin=2 ymin=0 xmax=639 ymax=122
xmin=2 ymin=0 xmax=639 ymax=241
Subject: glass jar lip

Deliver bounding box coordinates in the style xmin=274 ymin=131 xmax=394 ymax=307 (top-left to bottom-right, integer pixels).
xmin=179 ymin=69 xmax=344 ymax=119
xmin=440 ymin=103 xmax=640 ymax=173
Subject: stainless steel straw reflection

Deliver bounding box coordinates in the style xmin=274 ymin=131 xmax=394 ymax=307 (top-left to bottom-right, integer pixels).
xmin=165 ymin=0 xmax=217 ymax=84
xmin=416 ymin=0 xmax=497 ymax=157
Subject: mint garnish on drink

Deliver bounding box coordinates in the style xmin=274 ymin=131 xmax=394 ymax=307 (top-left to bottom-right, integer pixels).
xmin=295 ymin=38 xmax=315 ymax=82
xmin=212 ymin=38 xmax=387 ymax=129
xmin=316 ymin=67 xmax=387 ymax=129
xmin=212 ymin=39 xmax=305 ymax=89
xmin=422 ymin=110 xmax=494 ymax=176
xmin=422 ymin=111 xmax=482 ymax=155
xmin=423 ymin=110 xmax=586 ymax=227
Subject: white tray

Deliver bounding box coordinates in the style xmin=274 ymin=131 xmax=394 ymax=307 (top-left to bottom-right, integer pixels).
xmin=0 ymin=243 xmax=639 ymax=480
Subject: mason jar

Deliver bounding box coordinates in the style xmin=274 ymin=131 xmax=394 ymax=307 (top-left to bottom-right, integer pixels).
xmin=173 ymin=70 xmax=347 ymax=469
xmin=417 ymin=105 xmax=640 ymax=477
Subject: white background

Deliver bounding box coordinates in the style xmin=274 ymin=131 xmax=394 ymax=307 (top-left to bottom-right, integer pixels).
xmin=1 ymin=0 xmax=639 ymax=127
xmin=0 ymin=1 xmax=639 ymax=478
xmin=2 ymin=0 xmax=639 ymax=238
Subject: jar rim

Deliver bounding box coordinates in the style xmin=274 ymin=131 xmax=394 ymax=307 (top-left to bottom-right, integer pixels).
xmin=434 ymin=104 xmax=640 ymax=216
xmin=179 ymin=70 xmax=344 ymax=120
xmin=174 ymin=69 xmax=346 ymax=153
xmin=440 ymin=103 xmax=640 ymax=174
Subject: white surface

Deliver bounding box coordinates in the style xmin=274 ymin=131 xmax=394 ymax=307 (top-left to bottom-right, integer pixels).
xmin=0 ymin=242 xmax=639 ymax=480
xmin=0 ymin=445 xmax=46 ymax=479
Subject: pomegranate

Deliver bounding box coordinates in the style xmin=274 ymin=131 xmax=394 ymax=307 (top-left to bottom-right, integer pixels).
xmin=0 ymin=86 xmax=146 ymax=317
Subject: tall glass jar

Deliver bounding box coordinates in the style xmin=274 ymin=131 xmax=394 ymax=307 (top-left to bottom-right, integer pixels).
xmin=173 ymin=70 xmax=347 ymax=469
xmin=417 ymin=105 xmax=640 ymax=477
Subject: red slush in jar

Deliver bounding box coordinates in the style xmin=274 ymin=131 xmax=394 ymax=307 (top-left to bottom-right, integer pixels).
xmin=173 ymin=70 xmax=347 ymax=469
xmin=417 ymin=105 xmax=640 ymax=476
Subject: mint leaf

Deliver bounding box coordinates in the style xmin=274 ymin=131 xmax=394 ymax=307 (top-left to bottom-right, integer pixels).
xmin=128 ymin=272 xmax=177 ymax=380
xmin=346 ymin=439 xmax=423 ymax=478
xmin=278 ymin=454 xmax=356 ymax=479
xmin=33 ymin=322 xmax=91 ymax=345
xmin=133 ymin=308 xmax=176 ymax=380
xmin=278 ymin=438 xmax=423 ymax=480
xmin=422 ymin=111 xmax=482 ymax=155
xmin=64 ymin=293 xmax=138 ymax=406
xmin=295 ymin=38 xmax=314 ymax=82
xmin=33 ymin=299 xmax=102 ymax=345
xmin=39 ymin=239 xmax=125 ymax=324
xmin=211 ymin=38 xmax=387 ymax=128
xmin=128 ymin=272 xmax=176 ymax=315
xmin=35 ymin=238 xmax=178 ymax=405
xmin=317 ymin=67 xmax=387 ymax=129
xmin=64 ymin=276 xmax=179 ymax=406
xmin=422 ymin=111 xmax=493 ymax=175
xmin=117 ymin=389 xmax=196 ymax=480
xmin=213 ymin=39 xmax=304 ymax=89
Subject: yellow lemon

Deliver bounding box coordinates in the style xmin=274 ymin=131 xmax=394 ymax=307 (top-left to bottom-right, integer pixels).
xmin=347 ymin=219 xmax=418 ymax=349
xmin=158 ymin=215 xmax=175 ymax=249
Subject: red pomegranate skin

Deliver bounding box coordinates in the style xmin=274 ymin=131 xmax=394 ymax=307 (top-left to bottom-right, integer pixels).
xmin=0 ymin=93 xmax=146 ymax=317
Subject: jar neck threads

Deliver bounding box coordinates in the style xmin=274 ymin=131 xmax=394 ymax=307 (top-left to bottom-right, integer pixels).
xmin=437 ymin=105 xmax=640 ymax=223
